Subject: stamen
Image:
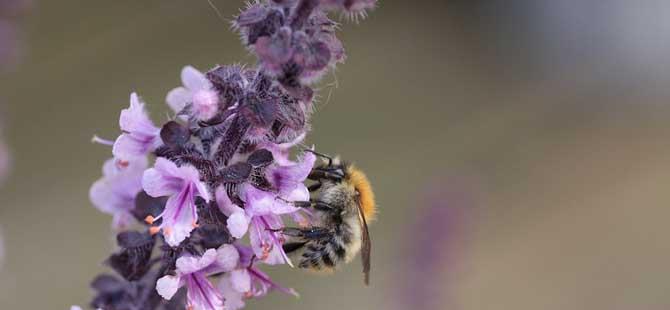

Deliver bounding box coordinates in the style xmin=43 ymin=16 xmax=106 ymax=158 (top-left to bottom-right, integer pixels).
xmin=191 ymin=220 xmax=199 ymax=228
xmin=144 ymin=215 xmax=155 ymax=224
xmin=116 ymin=160 xmax=129 ymax=169
xmin=261 ymin=244 xmax=271 ymax=260
xmin=248 ymin=255 xmax=258 ymax=269
xmin=149 ymin=226 xmax=160 ymax=235
xmin=91 ymin=135 xmax=115 ymax=146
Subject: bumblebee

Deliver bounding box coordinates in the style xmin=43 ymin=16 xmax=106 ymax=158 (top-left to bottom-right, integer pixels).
xmin=280 ymin=150 xmax=376 ymax=285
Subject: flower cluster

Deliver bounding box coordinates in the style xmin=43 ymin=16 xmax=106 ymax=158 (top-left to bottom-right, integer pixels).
xmin=86 ymin=1 xmax=376 ymax=309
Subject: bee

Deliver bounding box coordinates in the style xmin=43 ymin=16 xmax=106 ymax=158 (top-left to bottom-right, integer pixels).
xmin=279 ymin=150 xmax=376 ymax=285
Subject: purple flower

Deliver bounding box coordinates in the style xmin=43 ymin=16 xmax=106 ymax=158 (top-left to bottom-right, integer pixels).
xmin=112 ymin=93 xmax=162 ymax=161
xmin=166 ymin=66 xmax=220 ymax=121
xmin=251 ymin=22 xmax=335 ymax=84
xmin=218 ymin=245 xmax=298 ymax=310
xmin=90 ymin=157 xmax=148 ymax=229
xmin=216 ymin=185 xmax=296 ymax=265
xmin=215 ymin=187 xmax=249 ymax=239
xmin=233 ymin=1 xmax=349 ymax=88
xmin=266 ymin=149 xmax=316 ymax=225
xmin=233 ymin=0 xmax=379 ymax=90
xmin=216 ymin=151 xmax=315 ymax=265
xmin=256 ymin=135 xmax=307 ymax=166
xmin=157 ymin=245 xmax=239 ymax=310
xmin=243 ymin=186 xmax=296 ymax=265
xmin=265 ymin=150 xmax=315 ymax=195
xmin=142 ymin=157 xmax=210 ymax=246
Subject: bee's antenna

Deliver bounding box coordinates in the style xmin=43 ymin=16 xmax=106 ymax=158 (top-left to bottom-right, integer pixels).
xmin=302 ymin=148 xmax=333 ymax=166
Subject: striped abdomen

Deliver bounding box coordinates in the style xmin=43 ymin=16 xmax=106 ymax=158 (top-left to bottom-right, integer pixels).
xmin=297 ymin=215 xmax=362 ymax=270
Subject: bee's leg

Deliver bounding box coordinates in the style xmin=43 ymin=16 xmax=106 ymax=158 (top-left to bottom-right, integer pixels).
xmin=275 ymin=227 xmax=333 ymax=240
xmin=303 ymin=149 xmax=333 ymax=166
xmin=283 ymin=242 xmax=307 ymax=254
xmin=308 ymin=169 xmax=344 ymax=182
xmin=312 ymin=201 xmax=336 ymax=212
xmin=308 ymin=180 xmax=322 ymax=192
xmin=288 ymin=200 xmax=336 ymax=212
xmin=287 ymin=200 xmax=312 ymax=208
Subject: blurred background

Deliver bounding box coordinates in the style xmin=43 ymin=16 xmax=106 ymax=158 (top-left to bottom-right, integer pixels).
xmin=2 ymin=0 xmax=670 ymax=309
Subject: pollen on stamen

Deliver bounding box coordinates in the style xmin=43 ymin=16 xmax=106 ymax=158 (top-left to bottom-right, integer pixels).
xmin=261 ymin=245 xmax=271 ymax=260
xmin=144 ymin=215 xmax=155 ymax=225
xmin=115 ymin=160 xmax=130 ymax=169
xmin=149 ymin=226 xmax=160 ymax=235
xmin=191 ymin=221 xmax=199 ymax=228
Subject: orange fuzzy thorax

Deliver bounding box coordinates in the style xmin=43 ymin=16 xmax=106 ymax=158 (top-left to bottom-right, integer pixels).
xmin=346 ymin=166 xmax=376 ymax=222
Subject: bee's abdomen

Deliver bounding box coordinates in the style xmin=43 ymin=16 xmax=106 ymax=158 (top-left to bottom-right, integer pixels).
xmin=298 ymin=230 xmax=350 ymax=270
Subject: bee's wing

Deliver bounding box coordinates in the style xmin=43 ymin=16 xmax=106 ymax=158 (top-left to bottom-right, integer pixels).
xmin=358 ymin=205 xmax=371 ymax=285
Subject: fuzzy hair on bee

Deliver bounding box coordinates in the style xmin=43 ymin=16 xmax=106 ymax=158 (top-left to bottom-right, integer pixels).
xmin=280 ymin=151 xmax=376 ymax=285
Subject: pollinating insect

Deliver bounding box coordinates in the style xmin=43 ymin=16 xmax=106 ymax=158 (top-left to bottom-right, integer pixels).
xmin=279 ymin=150 xmax=376 ymax=285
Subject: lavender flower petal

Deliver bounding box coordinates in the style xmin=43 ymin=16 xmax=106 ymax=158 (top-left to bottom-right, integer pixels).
xmin=156 ymin=275 xmax=181 ymax=300
xmin=218 ymin=244 xmax=297 ymax=305
xmin=166 ymin=86 xmax=191 ymax=114
xmin=112 ymin=93 xmax=161 ymax=160
xmin=142 ymin=158 xmax=210 ymax=246
xmin=158 ymin=248 xmax=229 ymax=310
xmin=90 ymin=157 xmax=148 ymax=229
xmin=215 ymin=186 xmax=250 ymax=238
xmin=265 ymin=151 xmax=316 ymax=194
xmin=167 ymin=66 xmax=220 ymax=121
xmin=218 ymin=274 xmax=246 ymax=310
